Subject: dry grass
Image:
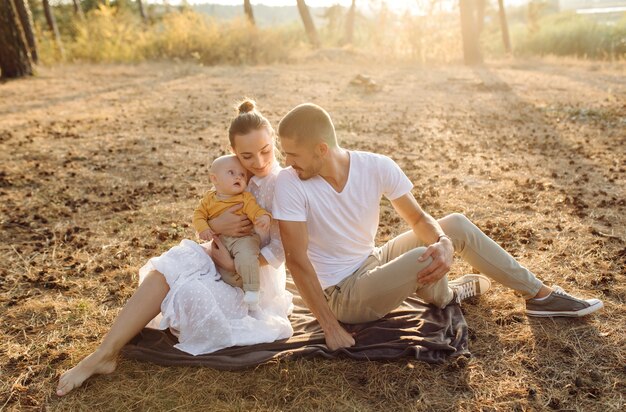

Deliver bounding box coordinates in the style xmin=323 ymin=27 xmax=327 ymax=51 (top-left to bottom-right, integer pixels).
xmin=1 ymin=58 xmax=625 ymax=411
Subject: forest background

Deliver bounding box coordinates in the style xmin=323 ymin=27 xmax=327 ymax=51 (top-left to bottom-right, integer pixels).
xmin=1 ymin=1 xmax=625 ymax=411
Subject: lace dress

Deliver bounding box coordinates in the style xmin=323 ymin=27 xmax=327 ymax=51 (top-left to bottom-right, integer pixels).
xmin=139 ymin=164 xmax=293 ymax=355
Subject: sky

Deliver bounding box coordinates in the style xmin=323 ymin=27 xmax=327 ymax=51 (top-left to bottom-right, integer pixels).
xmin=179 ymin=1 xmax=430 ymax=15
xmin=189 ymin=1 xmax=409 ymax=6
xmin=165 ymin=1 xmax=531 ymax=15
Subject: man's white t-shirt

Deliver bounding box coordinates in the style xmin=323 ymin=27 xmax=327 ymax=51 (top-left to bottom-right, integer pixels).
xmin=272 ymin=150 xmax=414 ymax=289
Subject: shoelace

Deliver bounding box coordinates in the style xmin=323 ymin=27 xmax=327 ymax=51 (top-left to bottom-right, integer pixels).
xmin=453 ymin=280 xmax=477 ymax=302
xmin=551 ymin=286 xmax=571 ymax=298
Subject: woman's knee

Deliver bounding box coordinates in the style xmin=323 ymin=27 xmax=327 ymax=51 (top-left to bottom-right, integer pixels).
xmin=143 ymin=270 xmax=170 ymax=293
xmin=145 ymin=269 xmax=165 ymax=282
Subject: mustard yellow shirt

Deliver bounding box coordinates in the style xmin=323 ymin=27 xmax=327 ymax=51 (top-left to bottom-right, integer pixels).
xmin=192 ymin=190 xmax=271 ymax=233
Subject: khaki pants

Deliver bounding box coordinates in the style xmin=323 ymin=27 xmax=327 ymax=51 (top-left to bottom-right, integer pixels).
xmin=325 ymin=213 xmax=543 ymax=324
xmin=219 ymin=234 xmax=261 ymax=292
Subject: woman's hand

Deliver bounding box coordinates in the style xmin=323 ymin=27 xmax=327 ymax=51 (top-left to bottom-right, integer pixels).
xmin=254 ymin=214 xmax=271 ymax=239
xmin=209 ymin=204 xmax=253 ymax=237
xmin=210 ymin=236 xmax=235 ymax=273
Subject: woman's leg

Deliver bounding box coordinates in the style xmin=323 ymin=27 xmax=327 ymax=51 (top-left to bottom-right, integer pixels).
xmin=56 ymin=269 xmax=170 ymax=396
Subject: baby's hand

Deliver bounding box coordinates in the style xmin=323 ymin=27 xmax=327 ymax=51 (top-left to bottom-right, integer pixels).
xmin=254 ymin=215 xmax=271 ymax=232
xmin=198 ymin=228 xmax=214 ymax=241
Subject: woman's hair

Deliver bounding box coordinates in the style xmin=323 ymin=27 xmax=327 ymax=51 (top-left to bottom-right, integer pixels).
xmin=228 ymin=99 xmax=274 ymax=148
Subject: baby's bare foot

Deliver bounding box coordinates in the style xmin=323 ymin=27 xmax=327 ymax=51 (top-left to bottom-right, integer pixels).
xmin=56 ymin=350 xmax=117 ymax=396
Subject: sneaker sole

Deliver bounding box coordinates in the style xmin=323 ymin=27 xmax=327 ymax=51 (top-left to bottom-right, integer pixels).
xmin=526 ymin=300 xmax=604 ymax=317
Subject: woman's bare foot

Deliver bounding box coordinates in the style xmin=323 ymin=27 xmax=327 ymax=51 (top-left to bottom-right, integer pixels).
xmin=56 ymin=349 xmax=118 ymax=396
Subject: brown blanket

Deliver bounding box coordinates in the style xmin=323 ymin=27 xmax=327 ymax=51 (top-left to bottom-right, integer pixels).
xmin=121 ymin=280 xmax=469 ymax=369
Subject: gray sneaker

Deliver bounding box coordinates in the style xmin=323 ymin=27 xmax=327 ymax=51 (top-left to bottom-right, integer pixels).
xmin=525 ymin=286 xmax=603 ymax=317
xmin=449 ymin=274 xmax=491 ymax=304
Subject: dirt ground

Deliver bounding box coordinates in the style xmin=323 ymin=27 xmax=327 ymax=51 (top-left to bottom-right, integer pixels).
xmin=1 ymin=58 xmax=624 ymax=411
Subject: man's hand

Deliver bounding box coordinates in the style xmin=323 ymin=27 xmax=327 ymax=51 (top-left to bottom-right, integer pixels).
xmin=209 ymin=204 xmax=253 ymax=237
xmin=324 ymin=324 xmax=356 ymax=351
xmin=417 ymin=237 xmax=454 ymax=284
xmin=390 ymin=193 xmax=455 ymax=285
xmin=198 ymin=228 xmax=214 ymax=241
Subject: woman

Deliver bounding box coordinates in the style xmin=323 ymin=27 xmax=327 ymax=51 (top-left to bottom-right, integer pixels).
xmin=56 ymin=100 xmax=292 ymax=396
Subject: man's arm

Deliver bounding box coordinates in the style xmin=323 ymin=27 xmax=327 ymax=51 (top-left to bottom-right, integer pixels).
xmin=279 ymin=220 xmax=355 ymax=351
xmin=390 ymin=193 xmax=454 ymax=285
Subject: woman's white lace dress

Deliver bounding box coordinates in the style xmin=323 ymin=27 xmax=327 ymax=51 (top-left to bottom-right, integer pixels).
xmin=138 ymin=164 xmax=293 ymax=355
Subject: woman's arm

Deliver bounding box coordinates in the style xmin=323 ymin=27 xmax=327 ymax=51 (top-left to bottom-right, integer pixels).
xmin=259 ymin=218 xmax=285 ymax=269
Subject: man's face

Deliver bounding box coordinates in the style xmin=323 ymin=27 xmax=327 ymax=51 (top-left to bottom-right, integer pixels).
xmin=280 ymin=137 xmax=324 ymax=180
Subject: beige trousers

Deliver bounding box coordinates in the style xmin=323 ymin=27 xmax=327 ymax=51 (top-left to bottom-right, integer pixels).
xmin=219 ymin=234 xmax=261 ymax=292
xmin=324 ymin=213 xmax=543 ymax=324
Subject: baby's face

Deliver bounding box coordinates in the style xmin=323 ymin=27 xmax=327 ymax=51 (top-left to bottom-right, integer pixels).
xmin=211 ymin=157 xmax=247 ymax=196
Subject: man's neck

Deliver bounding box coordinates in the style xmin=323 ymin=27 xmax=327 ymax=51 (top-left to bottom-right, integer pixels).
xmin=319 ymin=148 xmax=350 ymax=193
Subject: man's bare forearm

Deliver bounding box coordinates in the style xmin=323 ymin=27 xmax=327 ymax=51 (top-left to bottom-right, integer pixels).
xmin=391 ymin=194 xmax=446 ymax=245
xmin=412 ymin=211 xmax=446 ymax=245
xmin=286 ymin=256 xmax=342 ymax=332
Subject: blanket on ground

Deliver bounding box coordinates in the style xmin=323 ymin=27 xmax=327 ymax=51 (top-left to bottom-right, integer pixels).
xmin=121 ymin=280 xmax=469 ymax=370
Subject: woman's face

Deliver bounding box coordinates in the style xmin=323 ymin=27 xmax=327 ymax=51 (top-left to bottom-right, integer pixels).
xmin=232 ymin=127 xmax=275 ymax=178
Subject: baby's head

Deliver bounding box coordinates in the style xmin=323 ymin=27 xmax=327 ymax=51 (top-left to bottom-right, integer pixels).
xmin=210 ymin=155 xmax=247 ymax=196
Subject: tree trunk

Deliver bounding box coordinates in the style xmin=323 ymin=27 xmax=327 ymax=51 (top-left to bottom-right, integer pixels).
xmin=72 ymin=0 xmax=85 ymax=21
xmin=137 ymin=0 xmax=147 ymax=23
xmin=0 ymin=0 xmax=34 ymax=78
xmin=13 ymin=0 xmax=37 ymax=63
xmin=42 ymin=0 xmax=64 ymax=58
xmin=296 ymin=0 xmax=320 ymax=48
xmin=475 ymin=0 xmax=485 ymax=36
xmin=459 ymin=0 xmax=482 ymax=65
xmin=243 ymin=0 xmax=255 ymax=25
xmin=497 ymin=0 xmax=512 ymax=54
xmin=342 ymin=0 xmax=356 ymax=45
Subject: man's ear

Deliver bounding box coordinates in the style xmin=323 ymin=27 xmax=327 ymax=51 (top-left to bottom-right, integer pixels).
xmin=316 ymin=142 xmax=329 ymax=156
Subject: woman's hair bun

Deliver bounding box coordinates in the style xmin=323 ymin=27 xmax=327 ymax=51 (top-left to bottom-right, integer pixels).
xmin=237 ymin=99 xmax=256 ymax=114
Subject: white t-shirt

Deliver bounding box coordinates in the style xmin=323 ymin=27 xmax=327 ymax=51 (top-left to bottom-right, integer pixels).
xmin=272 ymin=150 xmax=414 ymax=289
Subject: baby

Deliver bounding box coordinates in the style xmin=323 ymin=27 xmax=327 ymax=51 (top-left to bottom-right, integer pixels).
xmin=192 ymin=154 xmax=271 ymax=308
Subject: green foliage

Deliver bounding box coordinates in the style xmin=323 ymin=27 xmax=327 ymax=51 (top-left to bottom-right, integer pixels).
xmin=317 ymin=7 xmax=462 ymax=63
xmin=35 ymin=4 xmax=626 ymax=65
xmin=484 ymin=12 xmax=626 ymax=59
xmin=144 ymin=10 xmax=302 ymax=65
xmin=513 ymin=13 xmax=626 ymax=59
xmin=38 ymin=5 xmax=303 ymax=65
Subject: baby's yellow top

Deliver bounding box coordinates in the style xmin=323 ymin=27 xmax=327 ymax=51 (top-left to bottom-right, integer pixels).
xmin=192 ymin=155 xmax=271 ymax=233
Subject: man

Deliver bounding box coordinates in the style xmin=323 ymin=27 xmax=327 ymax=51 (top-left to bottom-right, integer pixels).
xmin=272 ymin=103 xmax=603 ymax=351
